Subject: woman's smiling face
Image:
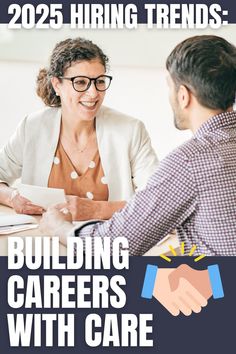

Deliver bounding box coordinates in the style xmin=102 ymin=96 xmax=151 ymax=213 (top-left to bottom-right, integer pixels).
xmin=52 ymin=59 xmax=106 ymax=121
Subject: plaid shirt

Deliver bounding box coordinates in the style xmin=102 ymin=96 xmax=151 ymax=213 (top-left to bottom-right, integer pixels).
xmin=76 ymin=111 xmax=236 ymax=256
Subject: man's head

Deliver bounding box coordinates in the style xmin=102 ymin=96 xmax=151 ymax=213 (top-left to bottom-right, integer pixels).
xmin=166 ymin=35 xmax=236 ymax=130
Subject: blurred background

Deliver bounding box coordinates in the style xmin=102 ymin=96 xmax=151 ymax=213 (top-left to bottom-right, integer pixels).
xmin=0 ymin=24 xmax=235 ymax=159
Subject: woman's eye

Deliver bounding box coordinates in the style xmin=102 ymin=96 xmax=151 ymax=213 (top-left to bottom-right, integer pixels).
xmin=97 ymin=79 xmax=105 ymax=85
xmin=74 ymin=79 xmax=87 ymax=86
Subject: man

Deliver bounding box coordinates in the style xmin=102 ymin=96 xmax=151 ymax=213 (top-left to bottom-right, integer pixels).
xmin=40 ymin=35 xmax=236 ymax=256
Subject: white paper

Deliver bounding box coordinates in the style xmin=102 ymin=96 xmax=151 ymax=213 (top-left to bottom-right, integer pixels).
xmin=0 ymin=213 xmax=37 ymax=227
xmin=0 ymin=213 xmax=38 ymax=235
xmin=18 ymin=184 xmax=66 ymax=209
xmin=0 ymin=224 xmax=38 ymax=235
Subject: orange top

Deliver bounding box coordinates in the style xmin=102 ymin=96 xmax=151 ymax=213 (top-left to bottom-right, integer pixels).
xmin=48 ymin=141 xmax=109 ymax=201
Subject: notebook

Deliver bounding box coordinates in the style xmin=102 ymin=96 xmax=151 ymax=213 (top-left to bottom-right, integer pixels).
xmin=0 ymin=213 xmax=38 ymax=235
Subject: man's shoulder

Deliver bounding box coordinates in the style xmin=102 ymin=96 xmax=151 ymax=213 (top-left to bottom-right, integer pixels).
xmin=156 ymin=137 xmax=207 ymax=173
xmin=147 ymin=140 xmax=196 ymax=189
xmin=171 ymin=136 xmax=210 ymax=160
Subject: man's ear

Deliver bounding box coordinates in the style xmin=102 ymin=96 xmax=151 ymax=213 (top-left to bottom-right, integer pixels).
xmin=177 ymin=85 xmax=190 ymax=109
xmin=51 ymin=77 xmax=61 ymax=96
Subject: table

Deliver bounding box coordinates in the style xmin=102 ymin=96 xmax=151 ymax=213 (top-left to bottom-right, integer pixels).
xmin=0 ymin=205 xmax=180 ymax=256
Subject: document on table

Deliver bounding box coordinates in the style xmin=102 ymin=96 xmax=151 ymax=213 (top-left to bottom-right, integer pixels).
xmin=18 ymin=184 xmax=66 ymax=209
xmin=0 ymin=213 xmax=38 ymax=235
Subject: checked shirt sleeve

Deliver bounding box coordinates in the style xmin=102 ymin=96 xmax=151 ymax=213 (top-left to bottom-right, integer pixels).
xmin=76 ymin=148 xmax=197 ymax=255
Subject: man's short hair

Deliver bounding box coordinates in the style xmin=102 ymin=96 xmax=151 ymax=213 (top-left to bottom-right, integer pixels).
xmin=166 ymin=35 xmax=236 ymax=110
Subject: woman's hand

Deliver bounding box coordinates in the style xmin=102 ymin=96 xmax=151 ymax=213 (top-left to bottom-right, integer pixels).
xmin=10 ymin=191 xmax=44 ymax=215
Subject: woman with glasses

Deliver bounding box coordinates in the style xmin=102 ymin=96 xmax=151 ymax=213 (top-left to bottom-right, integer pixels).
xmin=0 ymin=37 xmax=158 ymax=220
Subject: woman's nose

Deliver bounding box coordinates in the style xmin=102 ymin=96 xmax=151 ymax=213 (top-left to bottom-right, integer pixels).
xmin=86 ymin=81 xmax=98 ymax=96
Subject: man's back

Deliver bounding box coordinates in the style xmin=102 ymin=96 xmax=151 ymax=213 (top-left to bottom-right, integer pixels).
xmin=75 ymin=111 xmax=236 ymax=256
xmin=176 ymin=111 xmax=236 ymax=255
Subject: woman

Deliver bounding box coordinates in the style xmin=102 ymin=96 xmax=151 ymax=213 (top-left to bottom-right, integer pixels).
xmin=0 ymin=37 xmax=158 ymax=220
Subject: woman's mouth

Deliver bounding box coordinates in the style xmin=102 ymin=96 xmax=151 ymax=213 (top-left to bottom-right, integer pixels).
xmin=80 ymin=101 xmax=97 ymax=109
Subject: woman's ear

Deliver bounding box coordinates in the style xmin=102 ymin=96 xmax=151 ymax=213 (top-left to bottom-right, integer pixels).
xmin=177 ymin=85 xmax=190 ymax=109
xmin=51 ymin=77 xmax=61 ymax=96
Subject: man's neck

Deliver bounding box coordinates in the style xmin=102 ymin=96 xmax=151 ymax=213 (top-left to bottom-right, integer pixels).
xmin=189 ymin=106 xmax=233 ymax=134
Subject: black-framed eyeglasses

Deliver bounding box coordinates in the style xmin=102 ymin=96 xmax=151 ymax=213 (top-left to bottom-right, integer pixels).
xmin=58 ymin=74 xmax=113 ymax=92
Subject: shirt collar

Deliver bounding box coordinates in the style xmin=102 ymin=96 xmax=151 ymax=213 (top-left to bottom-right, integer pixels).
xmin=194 ymin=110 xmax=236 ymax=139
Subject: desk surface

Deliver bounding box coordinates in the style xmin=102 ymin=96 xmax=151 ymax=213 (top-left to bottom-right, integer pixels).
xmin=0 ymin=205 xmax=179 ymax=256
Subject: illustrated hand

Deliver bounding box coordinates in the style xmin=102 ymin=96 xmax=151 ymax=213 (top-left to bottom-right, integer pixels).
xmin=11 ymin=190 xmax=44 ymax=215
xmin=153 ymin=268 xmax=208 ymax=316
xmin=169 ymin=264 xmax=212 ymax=299
xmin=57 ymin=195 xmax=97 ymax=221
xmin=39 ymin=206 xmax=73 ymax=237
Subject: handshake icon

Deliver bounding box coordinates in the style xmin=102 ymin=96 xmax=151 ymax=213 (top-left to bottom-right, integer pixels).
xmin=141 ymin=264 xmax=224 ymax=316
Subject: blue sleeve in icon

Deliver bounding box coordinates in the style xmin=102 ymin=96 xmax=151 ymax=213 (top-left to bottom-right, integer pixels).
xmin=208 ymin=264 xmax=224 ymax=299
xmin=141 ymin=264 xmax=158 ymax=299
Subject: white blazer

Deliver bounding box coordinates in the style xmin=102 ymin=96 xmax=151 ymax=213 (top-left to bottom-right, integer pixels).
xmin=0 ymin=106 xmax=158 ymax=201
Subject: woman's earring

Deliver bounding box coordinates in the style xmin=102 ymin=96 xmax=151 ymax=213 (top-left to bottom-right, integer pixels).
xmin=56 ymin=92 xmax=59 ymax=96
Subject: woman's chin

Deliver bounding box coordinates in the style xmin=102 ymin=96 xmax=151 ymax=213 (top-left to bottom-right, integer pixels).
xmin=78 ymin=104 xmax=101 ymax=119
